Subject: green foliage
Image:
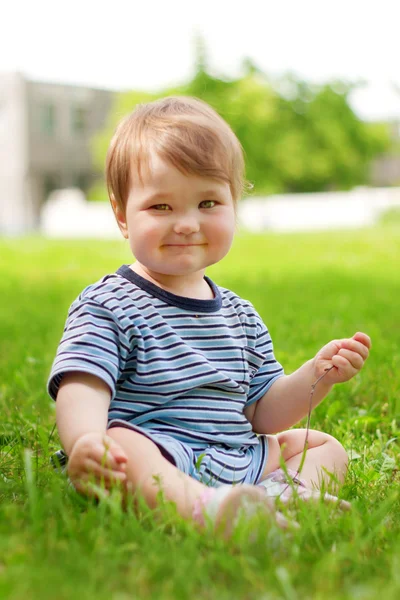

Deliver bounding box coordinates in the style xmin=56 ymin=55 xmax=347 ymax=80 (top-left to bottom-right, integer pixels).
xmin=89 ymin=53 xmax=390 ymax=201
xmin=86 ymin=179 xmax=108 ymax=202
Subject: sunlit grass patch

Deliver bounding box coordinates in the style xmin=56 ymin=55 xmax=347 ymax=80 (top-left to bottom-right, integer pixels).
xmin=0 ymin=226 xmax=399 ymax=599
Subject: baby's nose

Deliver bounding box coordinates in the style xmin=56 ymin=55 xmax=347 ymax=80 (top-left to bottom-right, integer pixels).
xmin=173 ymin=216 xmax=200 ymax=235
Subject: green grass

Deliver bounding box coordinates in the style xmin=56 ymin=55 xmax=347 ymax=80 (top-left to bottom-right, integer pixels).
xmin=0 ymin=226 xmax=399 ymax=600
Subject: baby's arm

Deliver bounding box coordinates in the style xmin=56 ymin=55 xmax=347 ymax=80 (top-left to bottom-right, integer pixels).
xmin=56 ymin=372 xmax=128 ymax=496
xmin=249 ymin=332 xmax=371 ymax=434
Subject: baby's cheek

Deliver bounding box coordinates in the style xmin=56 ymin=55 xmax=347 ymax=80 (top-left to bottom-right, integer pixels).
xmin=130 ymin=229 xmax=159 ymax=258
xmin=213 ymin=220 xmax=235 ymax=253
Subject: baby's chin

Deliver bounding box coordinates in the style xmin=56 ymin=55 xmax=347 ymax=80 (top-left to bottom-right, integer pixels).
xmin=152 ymin=267 xmax=206 ymax=278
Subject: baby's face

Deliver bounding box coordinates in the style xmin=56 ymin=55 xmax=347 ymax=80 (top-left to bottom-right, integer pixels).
xmin=115 ymin=154 xmax=236 ymax=281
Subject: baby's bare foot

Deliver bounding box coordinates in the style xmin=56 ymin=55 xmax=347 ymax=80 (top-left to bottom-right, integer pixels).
xmin=193 ymin=484 xmax=295 ymax=537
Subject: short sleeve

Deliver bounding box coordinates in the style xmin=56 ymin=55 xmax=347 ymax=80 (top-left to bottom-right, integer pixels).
xmin=244 ymin=318 xmax=284 ymax=408
xmin=47 ymin=296 xmax=128 ymax=401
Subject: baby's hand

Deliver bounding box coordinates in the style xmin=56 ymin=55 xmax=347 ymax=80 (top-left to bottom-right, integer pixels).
xmin=68 ymin=432 xmax=128 ymax=498
xmin=314 ymin=332 xmax=371 ymax=384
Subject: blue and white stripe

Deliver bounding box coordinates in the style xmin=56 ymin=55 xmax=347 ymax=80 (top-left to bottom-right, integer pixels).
xmin=48 ymin=265 xmax=284 ymax=485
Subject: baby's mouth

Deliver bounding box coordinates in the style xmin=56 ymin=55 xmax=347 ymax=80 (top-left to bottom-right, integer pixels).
xmin=164 ymin=243 xmax=205 ymax=247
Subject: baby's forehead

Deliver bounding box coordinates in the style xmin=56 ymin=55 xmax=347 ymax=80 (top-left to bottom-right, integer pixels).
xmin=131 ymin=154 xmax=228 ymax=192
xmin=143 ymin=154 xmax=176 ymax=180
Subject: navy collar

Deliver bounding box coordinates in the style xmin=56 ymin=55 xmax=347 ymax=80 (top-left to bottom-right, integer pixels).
xmin=116 ymin=265 xmax=222 ymax=313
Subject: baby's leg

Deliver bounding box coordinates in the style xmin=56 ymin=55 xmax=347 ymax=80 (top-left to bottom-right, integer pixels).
xmin=107 ymin=426 xmax=205 ymax=519
xmin=275 ymin=429 xmax=348 ymax=491
xmin=107 ymin=427 xmax=281 ymax=531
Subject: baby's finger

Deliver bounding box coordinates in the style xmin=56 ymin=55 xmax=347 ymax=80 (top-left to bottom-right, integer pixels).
xmin=331 ymin=354 xmax=354 ymax=371
xmin=107 ymin=446 xmax=128 ymax=468
xmin=103 ymin=436 xmax=128 ymax=467
xmin=352 ymin=332 xmax=372 ymax=349
xmin=337 ymin=349 xmax=364 ymax=370
xmin=339 ymin=338 xmax=370 ymax=360
xmin=89 ymin=445 xmax=119 ymax=470
xmin=83 ymin=458 xmax=127 ymax=483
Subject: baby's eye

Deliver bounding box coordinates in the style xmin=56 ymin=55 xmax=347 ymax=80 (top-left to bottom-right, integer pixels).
xmin=199 ymin=200 xmax=216 ymax=209
xmin=151 ymin=204 xmax=171 ymax=211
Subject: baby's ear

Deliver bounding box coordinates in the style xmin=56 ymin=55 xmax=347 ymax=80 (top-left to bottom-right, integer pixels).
xmin=111 ymin=196 xmax=129 ymax=239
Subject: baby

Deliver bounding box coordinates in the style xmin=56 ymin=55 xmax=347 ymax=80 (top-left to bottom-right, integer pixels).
xmin=48 ymin=96 xmax=370 ymax=532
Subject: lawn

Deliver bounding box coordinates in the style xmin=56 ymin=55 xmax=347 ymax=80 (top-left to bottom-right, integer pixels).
xmin=0 ymin=226 xmax=399 ymax=600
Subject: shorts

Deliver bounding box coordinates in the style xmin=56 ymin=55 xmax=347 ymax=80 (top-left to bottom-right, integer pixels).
xmin=108 ymin=420 xmax=269 ymax=488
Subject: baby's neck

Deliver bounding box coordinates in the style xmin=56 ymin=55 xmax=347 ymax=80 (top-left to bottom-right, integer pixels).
xmin=130 ymin=264 xmax=214 ymax=300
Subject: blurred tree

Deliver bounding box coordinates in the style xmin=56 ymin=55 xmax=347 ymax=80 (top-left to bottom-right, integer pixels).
xmin=271 ymin=78 xmax=390 ymax=192
xmin=88 ymin=42 xmax=390 ymax=201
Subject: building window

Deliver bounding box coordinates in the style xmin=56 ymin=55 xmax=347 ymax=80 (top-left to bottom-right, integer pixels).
xmin=40 ymin=104 xmax=56 ymax=136
xmin=71 ymin=106 xmax=87 ymax=135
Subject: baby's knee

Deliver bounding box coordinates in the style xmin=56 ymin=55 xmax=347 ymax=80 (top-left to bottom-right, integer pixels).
xmin=320 ymin=432 xmax=349 ymax=471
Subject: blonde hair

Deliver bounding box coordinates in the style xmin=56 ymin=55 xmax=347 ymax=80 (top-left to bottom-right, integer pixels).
xmin=106 ymin=96 xmax=245 ymax=214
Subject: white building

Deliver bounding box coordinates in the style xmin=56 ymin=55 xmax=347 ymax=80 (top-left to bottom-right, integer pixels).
xmin=0 ymin=73 xmax=113 ymax=234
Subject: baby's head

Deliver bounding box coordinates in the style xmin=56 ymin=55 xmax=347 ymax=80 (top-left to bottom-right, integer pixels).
xmin=106 ymin=96 xmax=245 ymax=218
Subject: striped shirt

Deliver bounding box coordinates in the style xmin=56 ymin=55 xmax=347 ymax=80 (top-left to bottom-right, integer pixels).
xmin=48 ymin=265 xmax=284 ymax=464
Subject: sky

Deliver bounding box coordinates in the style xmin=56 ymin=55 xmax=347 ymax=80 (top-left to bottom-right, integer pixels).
xmin=2 ymin=0 xmax=399 ymax=121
